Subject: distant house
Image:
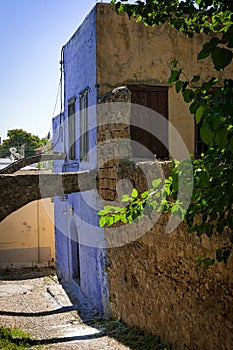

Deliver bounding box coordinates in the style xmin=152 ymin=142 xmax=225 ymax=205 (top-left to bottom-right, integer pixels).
xmin=0 ymin=158 xmax=13 ymax=170
xmin=0 ymin=160 xmax=55 ymax=269
xmin=53 ymin=3 xmax=231 ymax=315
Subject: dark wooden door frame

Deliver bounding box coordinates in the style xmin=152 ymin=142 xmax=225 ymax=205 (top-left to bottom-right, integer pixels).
xmin=127 ymin=85 xmax=169 ymax=159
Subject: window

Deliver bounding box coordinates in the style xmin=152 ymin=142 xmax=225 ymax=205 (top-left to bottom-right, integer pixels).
xmin=68 ymin=97 xmax=76 ymax=160
xmin=79 ymin=89 xmax=89 ymax=161
xmin=128 ymin=85 xmax=169 ymax=159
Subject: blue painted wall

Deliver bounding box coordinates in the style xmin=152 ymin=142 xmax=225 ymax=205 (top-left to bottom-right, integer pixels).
xmin=52 ymin=113 xmax=70 ymax=282
xmin=53 ymin=5 xmax=109 ymax=316
xmin=52 ymin=113 xmax=64 ymax=172
xmin=63 ymin=5 xmax=97 ymax=172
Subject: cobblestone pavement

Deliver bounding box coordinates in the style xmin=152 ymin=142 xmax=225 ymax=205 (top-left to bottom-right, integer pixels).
xmin=0 ymin=268 xmax=132 ymax=350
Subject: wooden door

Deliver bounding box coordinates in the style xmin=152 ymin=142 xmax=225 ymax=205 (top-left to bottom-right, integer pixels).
xmin=128 ymin=85 xmax=168 ymax=159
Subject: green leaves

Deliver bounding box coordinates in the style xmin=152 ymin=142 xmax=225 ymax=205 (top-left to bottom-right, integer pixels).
xmin=152 ymin=178 xmax=162 ymax=188
xmin=195 ymin=105 xmax=206 ymax=124
xmin=215 ymin=127 xmax=229 ymax=149
xmin=98 ymin=204 xmax=129 ymax=227
xmin=197 ymin=37 xmax=220 ymax=60
xmin=132 ymin=188 xmax=138 ymax=198
xmin=230 ymin=137 xmax=233 ymax=154
xmin=200 ymin=123 xmax=214 ymax=145
xmin=196 ymin=256 xmax=215 ymax=269
xmin=197 ymin=36 xmax=233 ymax=70
xmin=98 ymin=177 xmax=167 ymax=227
xmin=183 ymin=89 xmax=195 ymax=102
xmin=221 ymin=24 xmax=233 ymax=48
xmin=211 ymin=47 xmax=233 ymax=70
xmin=98 ymin=163 xmax=191 ymax=233
xmin=121 ymin=194 xmax=131 ymax=202
xmin=175 ymin=80 xmax=184 ymax=93
xmin=216 ymin=246 xmax=232 ymax=264
xmin=168 ymin=69 xmax=182 ymax=83
xmin=191 ymin=75 xmax=200 ymax=83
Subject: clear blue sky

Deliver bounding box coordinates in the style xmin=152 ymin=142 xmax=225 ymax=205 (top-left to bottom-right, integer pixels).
xmin=0 ymin=0 xmax=104 ymax=142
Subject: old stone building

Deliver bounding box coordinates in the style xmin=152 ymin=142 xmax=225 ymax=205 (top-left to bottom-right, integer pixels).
xmin=53 ymin=3 xmax=233 ymax=349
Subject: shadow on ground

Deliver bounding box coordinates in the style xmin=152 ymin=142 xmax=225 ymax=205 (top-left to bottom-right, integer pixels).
xmin=0 ymin=266 xmax=56 ymax=281
xmin=0 ymin=267 xmax=172 ymax=350
xmin=1 ymin=319 xmax=171 ymax=350
xmin=0 ymin=305 xmax=79 ymax=318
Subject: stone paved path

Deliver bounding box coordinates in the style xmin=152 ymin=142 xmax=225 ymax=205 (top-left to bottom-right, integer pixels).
xmin=0 ymin=268 xmax=132 ymax=350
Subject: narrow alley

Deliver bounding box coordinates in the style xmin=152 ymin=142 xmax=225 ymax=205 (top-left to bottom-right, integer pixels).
xmin=0 ymin=268 xmax=169 ymax=350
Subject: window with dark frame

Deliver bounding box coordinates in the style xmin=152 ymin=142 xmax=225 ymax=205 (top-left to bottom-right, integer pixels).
xmin=79 ymin=89 xmax=89 ymax=161
xmin=128 ymin=85 xmax=169 ymax=159
xmin=68 ymin=97 xmax=76 ymax=160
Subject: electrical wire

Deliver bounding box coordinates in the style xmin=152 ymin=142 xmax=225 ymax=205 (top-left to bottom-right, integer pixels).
xmin=52 ymin=79 xmax=61 ymax=120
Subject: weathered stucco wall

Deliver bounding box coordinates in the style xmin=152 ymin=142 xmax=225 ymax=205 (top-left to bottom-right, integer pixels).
xmin=96 ymin=3 xmax=233 ymax=154
xmin=96 ymin=5 xmax=215 ymax=89
xmin=0 ymin=199 xmax=55 ymax=268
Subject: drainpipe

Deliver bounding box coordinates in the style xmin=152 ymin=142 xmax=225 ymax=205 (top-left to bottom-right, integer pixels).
xmin=60 ymin=46 xmax=64 ymax=116
xmin=60 ymin=46 xmax=66 ymax=156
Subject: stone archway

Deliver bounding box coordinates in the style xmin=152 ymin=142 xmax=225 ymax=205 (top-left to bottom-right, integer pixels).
xmin=0 ymin=153 xmax=65 ymax=174
xmin=0 ymin=170 xmax=97 ymax=222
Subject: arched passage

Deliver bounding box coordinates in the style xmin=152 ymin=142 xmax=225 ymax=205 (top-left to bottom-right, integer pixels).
xmin=0 ymin=170 xmax=97 ymax=222
xmin=0 ymin=153 xmax=65 ymax=174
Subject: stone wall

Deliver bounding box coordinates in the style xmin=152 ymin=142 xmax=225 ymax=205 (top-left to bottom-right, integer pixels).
xmin=100 ymin=153 xmax=233 ymax=349
xmin=96 ymin=86 xmax=233 ymax=350
xmin=0 ymin=170 xmax=96 ymax=222
xmin=0 ymin=153 xmax=65 ymax=174
xmin=101 ymin=154 xmax=233 ymax=349
xmin=97 ymin=86 xmax=132 ymax=201
xmin=100 ymin=150 xmax=233 ymax=349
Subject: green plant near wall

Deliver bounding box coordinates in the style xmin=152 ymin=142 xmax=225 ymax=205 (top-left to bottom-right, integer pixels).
xmin=0 ymin=326 xmax=36 ymax=349
xmin=99 ymin=0 xmax=233 ymax=267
